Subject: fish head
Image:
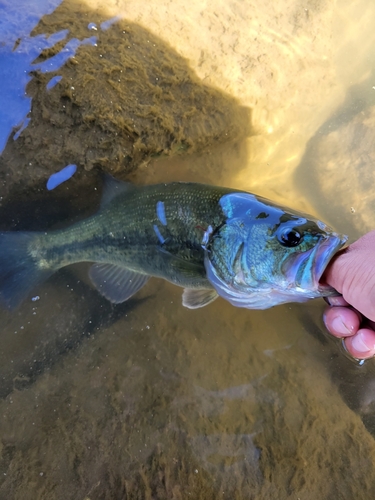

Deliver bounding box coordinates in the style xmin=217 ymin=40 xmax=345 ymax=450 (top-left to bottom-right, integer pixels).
xmin=204 ymin=192 xmax=348 ymax=309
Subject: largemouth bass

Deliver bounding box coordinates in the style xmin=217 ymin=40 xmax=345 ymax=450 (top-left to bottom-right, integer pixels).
xmin=0 ymin=177 xmax=347 ymax=310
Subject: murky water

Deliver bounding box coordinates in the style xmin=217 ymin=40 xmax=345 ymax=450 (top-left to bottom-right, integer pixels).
xmin=1 ymin=0 xmax=375 ymax=498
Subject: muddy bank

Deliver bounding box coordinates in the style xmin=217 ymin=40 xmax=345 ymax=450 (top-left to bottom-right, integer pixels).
xmin=0 ymin=0 xmax=251 ymax=202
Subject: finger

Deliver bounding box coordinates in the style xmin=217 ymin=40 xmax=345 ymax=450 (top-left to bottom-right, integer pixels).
xmin=324 ymin=296 xmax=349 ymax=307
xmin=323 ymin=306 xmax=361 ymax=338
xmin=344 ymin=328 xmax=375 ymax=359
xmin=323 ymin=232 xmax=375 ymax=322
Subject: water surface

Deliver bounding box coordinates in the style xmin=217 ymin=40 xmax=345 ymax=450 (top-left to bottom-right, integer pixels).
xmin=1 ymin=1 xmax=375 ymax=499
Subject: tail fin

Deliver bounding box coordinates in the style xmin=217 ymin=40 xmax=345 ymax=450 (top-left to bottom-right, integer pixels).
xmin=0 ymin=231 xmax=53 ymax=309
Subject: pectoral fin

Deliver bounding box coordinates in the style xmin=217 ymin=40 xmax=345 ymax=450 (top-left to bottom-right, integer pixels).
xmin=157 ymin=247 xmax=209 ymax=288
xmin=89 ymin=263 xmax=149 ymax=303
xmin=182 ymin=288 xmax=218 ymax=309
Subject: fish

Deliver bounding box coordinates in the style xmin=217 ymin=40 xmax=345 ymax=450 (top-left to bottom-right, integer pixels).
xmin=0 ymin=177 xmax=347 ymax=310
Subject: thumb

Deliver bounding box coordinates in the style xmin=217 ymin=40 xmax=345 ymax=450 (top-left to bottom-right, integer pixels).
xmin=324 ymin=230 xmax=375 ymax=322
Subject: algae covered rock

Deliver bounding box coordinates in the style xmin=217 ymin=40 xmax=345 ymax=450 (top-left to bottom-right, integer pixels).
xmin=0 ymin=0 xmax=251 ymax=199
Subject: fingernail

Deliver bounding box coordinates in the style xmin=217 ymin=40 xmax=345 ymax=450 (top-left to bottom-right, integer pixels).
xmin=351 ymin=331 xmax=374 ymax=354
xmin=331 ymin=316 xmax=352 ymax=336
xmin=325 ymin=296 xmax=348 ymax=307
xmin=325 ymin=297 xmax=337 ymax=306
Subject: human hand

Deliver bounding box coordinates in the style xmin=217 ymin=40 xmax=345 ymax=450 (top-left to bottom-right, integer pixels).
xmin=322 ymin=230 xmax=375 ymax=360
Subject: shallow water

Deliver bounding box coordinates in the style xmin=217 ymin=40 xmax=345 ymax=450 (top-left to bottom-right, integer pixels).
xmin=1 ymin=0 xmax=375 ymax=499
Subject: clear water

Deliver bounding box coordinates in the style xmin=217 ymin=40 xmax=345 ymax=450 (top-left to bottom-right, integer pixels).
xmin=1 ymin=1 xmax=375 ymax=499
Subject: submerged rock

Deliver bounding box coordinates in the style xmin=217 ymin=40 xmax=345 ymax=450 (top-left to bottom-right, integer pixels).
xmin=0 ymin=0 xmax=251 ymax=200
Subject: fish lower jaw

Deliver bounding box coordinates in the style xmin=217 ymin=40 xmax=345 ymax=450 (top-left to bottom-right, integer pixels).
xmin=282 ymin=280 xmax=334 ymax=299
xmin=316 ymin=284 xmax=341 ymax=297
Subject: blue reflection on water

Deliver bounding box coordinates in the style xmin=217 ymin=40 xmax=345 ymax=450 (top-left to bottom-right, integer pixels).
xmin=34 ymin=36 xmax=97 ymax=73
xmin=46 ymin=75 xmax=63 ymax=90
xmin=13 ymin=117 xmax=30 ymax=140
xmin=100 ymin=16 xmax=122 ymax=31
xmin=0 ymin=0 xmax=63 ymax=152
xmin=0 ymin=0 xmax=97 ymax=154
xmin=156 ymin=200 xmax=167 ymax=226
xmin=0 ymin=0 xmax=63 ymax=43
xmin=47 ymin=164 xmax=77 ymax=190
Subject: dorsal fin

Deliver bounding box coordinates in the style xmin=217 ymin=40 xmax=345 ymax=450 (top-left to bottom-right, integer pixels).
xmin=100 ymin=174 xmax=134 ymax=208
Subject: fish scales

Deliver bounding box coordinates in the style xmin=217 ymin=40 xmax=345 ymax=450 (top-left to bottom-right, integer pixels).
xmin=36 ymin=183 xmax=231 ymax=276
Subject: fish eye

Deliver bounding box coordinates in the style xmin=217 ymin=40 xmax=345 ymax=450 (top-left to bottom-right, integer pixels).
xmin=277 ymin=227 xmax=303 ymax=247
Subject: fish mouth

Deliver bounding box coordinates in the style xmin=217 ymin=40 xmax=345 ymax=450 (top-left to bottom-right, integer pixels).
xmin=283 ymin=232 xmax=348 ymax=296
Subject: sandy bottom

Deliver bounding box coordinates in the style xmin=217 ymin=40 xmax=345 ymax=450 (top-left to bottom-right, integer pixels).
xmin=1 ymin=275 xmax=375 ymax=499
